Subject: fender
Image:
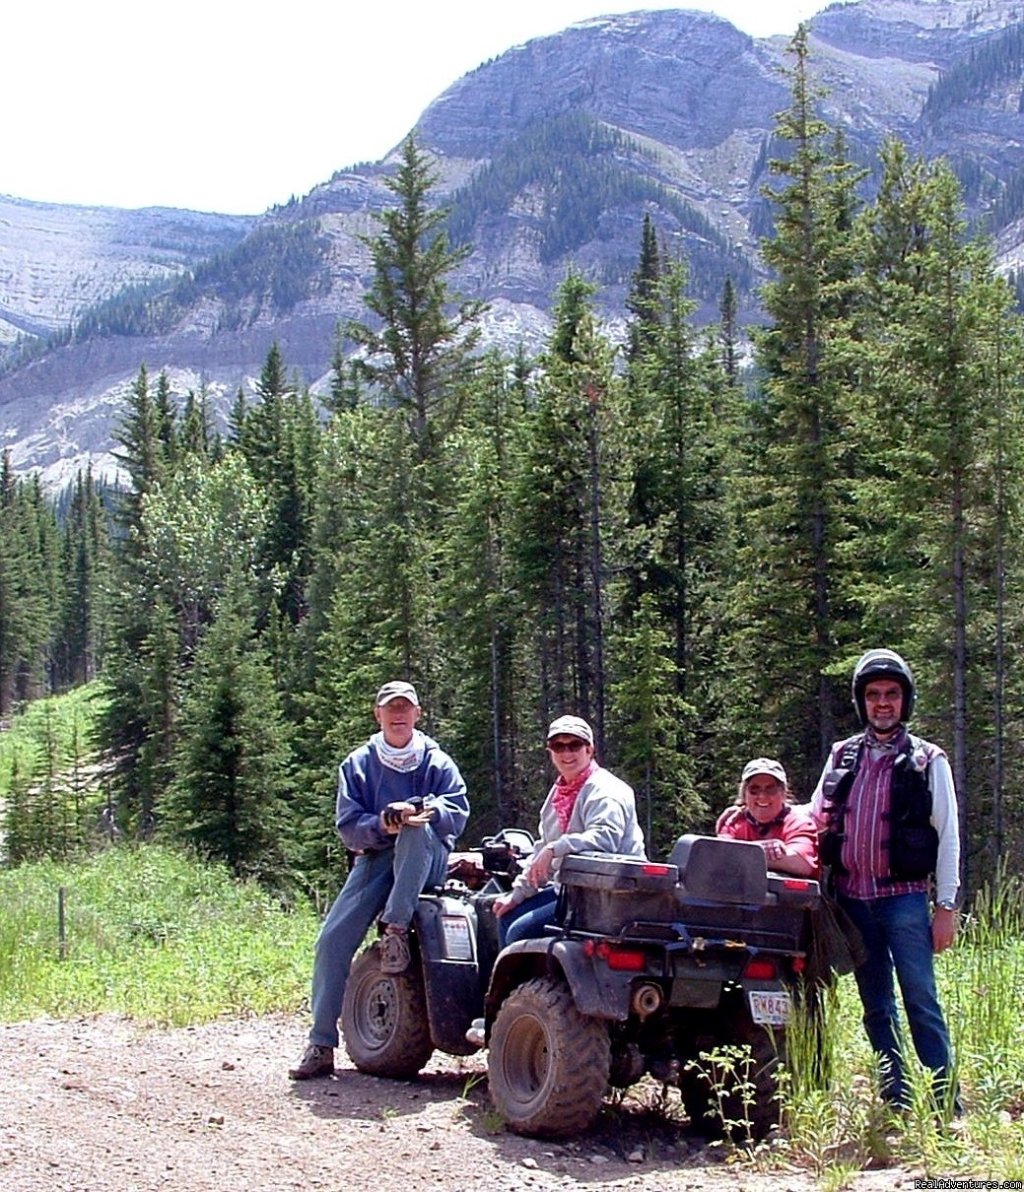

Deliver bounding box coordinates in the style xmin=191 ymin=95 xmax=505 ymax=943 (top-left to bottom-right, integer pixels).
xmin=485 ymin=936 xmax=635 ymax=1022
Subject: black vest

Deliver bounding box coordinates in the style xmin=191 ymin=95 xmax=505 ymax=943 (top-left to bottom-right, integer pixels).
xmin=819 ymin=733 xmax=938 ymax=883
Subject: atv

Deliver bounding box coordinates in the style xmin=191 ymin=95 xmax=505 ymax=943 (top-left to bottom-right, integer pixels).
xmin=341 ymin=831 xmax=820 ymax=1141
xmin=339 ymin=828 xmax=532 ymax=1078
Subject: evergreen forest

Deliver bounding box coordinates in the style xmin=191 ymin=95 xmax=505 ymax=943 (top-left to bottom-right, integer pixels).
xmin=3 ymin=32 xmax=1023 ymax=906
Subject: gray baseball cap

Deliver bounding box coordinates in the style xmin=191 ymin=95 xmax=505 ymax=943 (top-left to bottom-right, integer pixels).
xmin=375 ymin=680 xmax=420 ymax=706
xmin=740 ymin=757 xmax=787 ymax=786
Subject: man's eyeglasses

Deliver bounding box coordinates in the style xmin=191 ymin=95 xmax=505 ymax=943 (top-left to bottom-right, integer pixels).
xmin=548 ymin=739 xmax=586 ymax=754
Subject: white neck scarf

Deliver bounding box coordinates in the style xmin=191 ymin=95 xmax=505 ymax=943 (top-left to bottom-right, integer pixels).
xmin=373 ymin=730 xmax=426 ymax=773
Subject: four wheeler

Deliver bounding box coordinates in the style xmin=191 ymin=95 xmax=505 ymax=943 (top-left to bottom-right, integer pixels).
xmin=341 ymin=831 xmax=820 ymax=1142
xmin=339 ymin=828 xmax=532 ymax=1078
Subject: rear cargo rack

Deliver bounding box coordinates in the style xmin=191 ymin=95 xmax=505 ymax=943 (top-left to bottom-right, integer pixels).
xmin=557 ymin=840 xmax=819 ymax=952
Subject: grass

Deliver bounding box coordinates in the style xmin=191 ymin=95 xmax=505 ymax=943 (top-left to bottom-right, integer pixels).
xmin=774 ymin=875 xmax=1024 ymax=1182
xmin=0 ymin=845 xmax=318 ymax=1024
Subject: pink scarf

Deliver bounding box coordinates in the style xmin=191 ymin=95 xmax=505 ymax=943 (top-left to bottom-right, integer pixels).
xmin=551 ymin=760 xmax=597 ymax=832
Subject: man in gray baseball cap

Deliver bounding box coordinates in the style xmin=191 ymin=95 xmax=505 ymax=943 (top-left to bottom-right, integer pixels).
xmin=289 ymin=679 xmax=469 ymax=1079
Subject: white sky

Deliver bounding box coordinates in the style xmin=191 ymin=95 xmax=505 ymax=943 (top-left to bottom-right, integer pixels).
xmin=4 ymin=1 xmax=823 ymax=216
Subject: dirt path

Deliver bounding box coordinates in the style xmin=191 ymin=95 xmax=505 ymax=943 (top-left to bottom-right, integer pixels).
xmin=0 ymin=1013 xmax=916 ymax=1192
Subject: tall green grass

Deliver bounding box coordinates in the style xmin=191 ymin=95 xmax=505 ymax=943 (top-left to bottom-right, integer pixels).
xmin=779 ymin=875 xmax=1024 ymax=1181
xmin=0 ymin=846 xmax=318 ymax=1024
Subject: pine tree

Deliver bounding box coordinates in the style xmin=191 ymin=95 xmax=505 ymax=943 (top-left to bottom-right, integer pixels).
xmin=180 ymin=386 xmax=216 ymax=458
xmin=853 ymin=149 xmax=1024 ymax=889
xmin=57 ymin=468 xmax=109 ymax=687
xmin=729 ymin=26 xmax=865 ymax=787
xmin=164 ymin=582 xmax=296 ymax=888
xmin=719 ymin=276 xmax=740 ymax=383
xmin=625 ymin=212 xmax=663 ymax=363
xmin=620 ymin=252 xmax=732 ymax=800
xmin=434 ymin=351 xmax=532 ymax=828
xmin=0 ymin=460 xmax=58 ymax=712
xmin=345 ymin=134 xmax=487 ymax=462
xmin=608 ymin=594 xmax=701 ymax=855
xmin=512 ymin=272 xmax=622 ymax=747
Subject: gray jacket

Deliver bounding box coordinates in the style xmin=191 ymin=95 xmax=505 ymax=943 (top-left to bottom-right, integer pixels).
xmin=510 ymin=765 xmax=646 ymax=905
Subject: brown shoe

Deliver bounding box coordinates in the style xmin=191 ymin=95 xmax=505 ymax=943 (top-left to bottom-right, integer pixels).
xmin=288 ymin=1044 xmax=335 ymax=1080
xmin=379 ymin=930 xmax=411 ymax=974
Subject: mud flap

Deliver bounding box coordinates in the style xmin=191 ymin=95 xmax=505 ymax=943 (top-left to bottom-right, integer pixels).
xmin=548 ymin=939 xmax=634 ymax=1020
xmin=414 ymin=896 xmax=484 ymax=1054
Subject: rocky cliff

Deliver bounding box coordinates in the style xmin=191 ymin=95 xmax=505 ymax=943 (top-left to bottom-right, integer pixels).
xmin=3 ymin=0 xmax=1024 ymax=488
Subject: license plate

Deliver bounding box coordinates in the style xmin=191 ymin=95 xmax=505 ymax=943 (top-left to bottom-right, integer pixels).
xmin=441 ymin=915 xmax=474 ymax=961
xmin=748 ymin=989 xmax=791 ymax=1026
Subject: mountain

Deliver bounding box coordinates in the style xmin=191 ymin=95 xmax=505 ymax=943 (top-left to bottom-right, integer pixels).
xmin=4 ymin=0 xmax=1024 ymax=488
xmin=0 ymin=196 xmax=253 ymax=353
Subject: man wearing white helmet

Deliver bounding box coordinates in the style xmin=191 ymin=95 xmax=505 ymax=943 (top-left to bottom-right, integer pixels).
xmin=810 ymin=649 xmax=960 ymax=1113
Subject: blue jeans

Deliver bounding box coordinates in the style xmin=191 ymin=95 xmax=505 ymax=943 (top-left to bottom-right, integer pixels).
xmin=837 ymin=891 xmax=954 ymax=1107
xmin=499 ymin=887 xmax=559 ymax=947
xmin=308 ymin=825 xmax=449 ymax=1048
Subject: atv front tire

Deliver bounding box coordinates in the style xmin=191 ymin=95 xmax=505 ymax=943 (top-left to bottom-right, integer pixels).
xmin=488 ymin=975 xmax=610 ymax=1137
xmin=341 ymin=944 xmax=433 ymax=1078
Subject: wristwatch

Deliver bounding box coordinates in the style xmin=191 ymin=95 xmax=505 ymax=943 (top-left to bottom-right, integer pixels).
xmin=936 ymin=900 xmax=957 ymax=912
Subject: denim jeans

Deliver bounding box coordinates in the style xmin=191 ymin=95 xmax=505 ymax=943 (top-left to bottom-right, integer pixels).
xmin=499 ymin=886 xmax=559 ymax=947
xmin=837 ymin=891 xmax=954 ymax=1107
xmin=308 ymin=824 xmax=449 ymax=1048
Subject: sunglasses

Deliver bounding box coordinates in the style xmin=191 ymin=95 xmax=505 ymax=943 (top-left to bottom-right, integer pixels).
xmin=548 ymin=739 xmax=586 ymax=753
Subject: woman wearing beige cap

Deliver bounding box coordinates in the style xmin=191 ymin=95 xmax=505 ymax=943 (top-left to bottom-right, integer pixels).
xmin=716 ymin=757 xmax=819 ymax=877
xmin=493 ymin=714 xmax=645 ymax=946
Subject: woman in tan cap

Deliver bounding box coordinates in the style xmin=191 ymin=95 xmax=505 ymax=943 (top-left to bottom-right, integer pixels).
xmin=493 ymin=714 xmax=645 ymax=945
xmin=716 ymin=757 xmax=819 ymax=877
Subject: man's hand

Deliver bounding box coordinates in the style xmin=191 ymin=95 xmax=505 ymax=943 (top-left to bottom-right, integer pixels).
xmin=492 ymin=892 xmax=516 ymax=918
xmin=381 ymin=801 xmax=434 ymax=834
xmin=932 ymin=906 xmax=958 ymax=953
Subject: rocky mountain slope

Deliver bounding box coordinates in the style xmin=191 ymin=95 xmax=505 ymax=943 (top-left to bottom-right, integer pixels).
xmin=3 ymin=0 xmax=1024 ymax=488
xmin=0 ymin=196 xmax=252 ymax=349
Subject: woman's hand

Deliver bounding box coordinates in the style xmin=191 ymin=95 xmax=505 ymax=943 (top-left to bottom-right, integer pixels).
xmin=492 ymin=892 xmax=516 ymax=918
xmin=527 ymin=844 xmax=556 ymax=887
xmin=757 ymin=838 xmax=786 ymax=864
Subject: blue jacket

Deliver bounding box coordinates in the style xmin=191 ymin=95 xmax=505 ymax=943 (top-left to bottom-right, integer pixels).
xmin=335 ymin=733 xmax=469 ymax=853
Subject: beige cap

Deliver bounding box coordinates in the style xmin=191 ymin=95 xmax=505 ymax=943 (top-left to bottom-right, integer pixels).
xmin=376 ymin=680 xmax=420 ymax=706
xmin=546 ymin=715 xmax=594 ymax=745
xmin=741 ymin=757 xmax=787 ymax=786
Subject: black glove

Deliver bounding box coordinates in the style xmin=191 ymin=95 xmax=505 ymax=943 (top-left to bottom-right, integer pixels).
xmin=383 ymin=803 xmax=406 ymax=829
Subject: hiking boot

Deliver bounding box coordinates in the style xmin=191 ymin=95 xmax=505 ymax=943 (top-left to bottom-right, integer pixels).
xmin=465 ymin=1017 xmax=486 ymax=1049
xmin=379 ymin=929 xmax=411 ymax=974
xmin=288 ymin=1044 xmax=334 ymax=1080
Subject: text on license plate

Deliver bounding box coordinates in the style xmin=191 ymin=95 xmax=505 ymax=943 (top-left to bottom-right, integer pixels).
xmin=748 ymin=989 xmax=791 ymax=1026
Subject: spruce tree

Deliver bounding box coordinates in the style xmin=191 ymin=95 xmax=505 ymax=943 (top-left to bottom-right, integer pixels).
xmin=345 ymin=134 xmax=487 ymax=462
xmin=164 ymin=582 xmax=296 ymax=888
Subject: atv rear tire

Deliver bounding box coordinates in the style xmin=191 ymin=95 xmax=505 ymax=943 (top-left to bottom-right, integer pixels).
xmin=487 ymin=975 xmax=610 ymax=1138
xmin=681 ymin=1005 xmax=784 ymax=1142
xmin=341 ymin=944 xmax=433 ymax=1078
